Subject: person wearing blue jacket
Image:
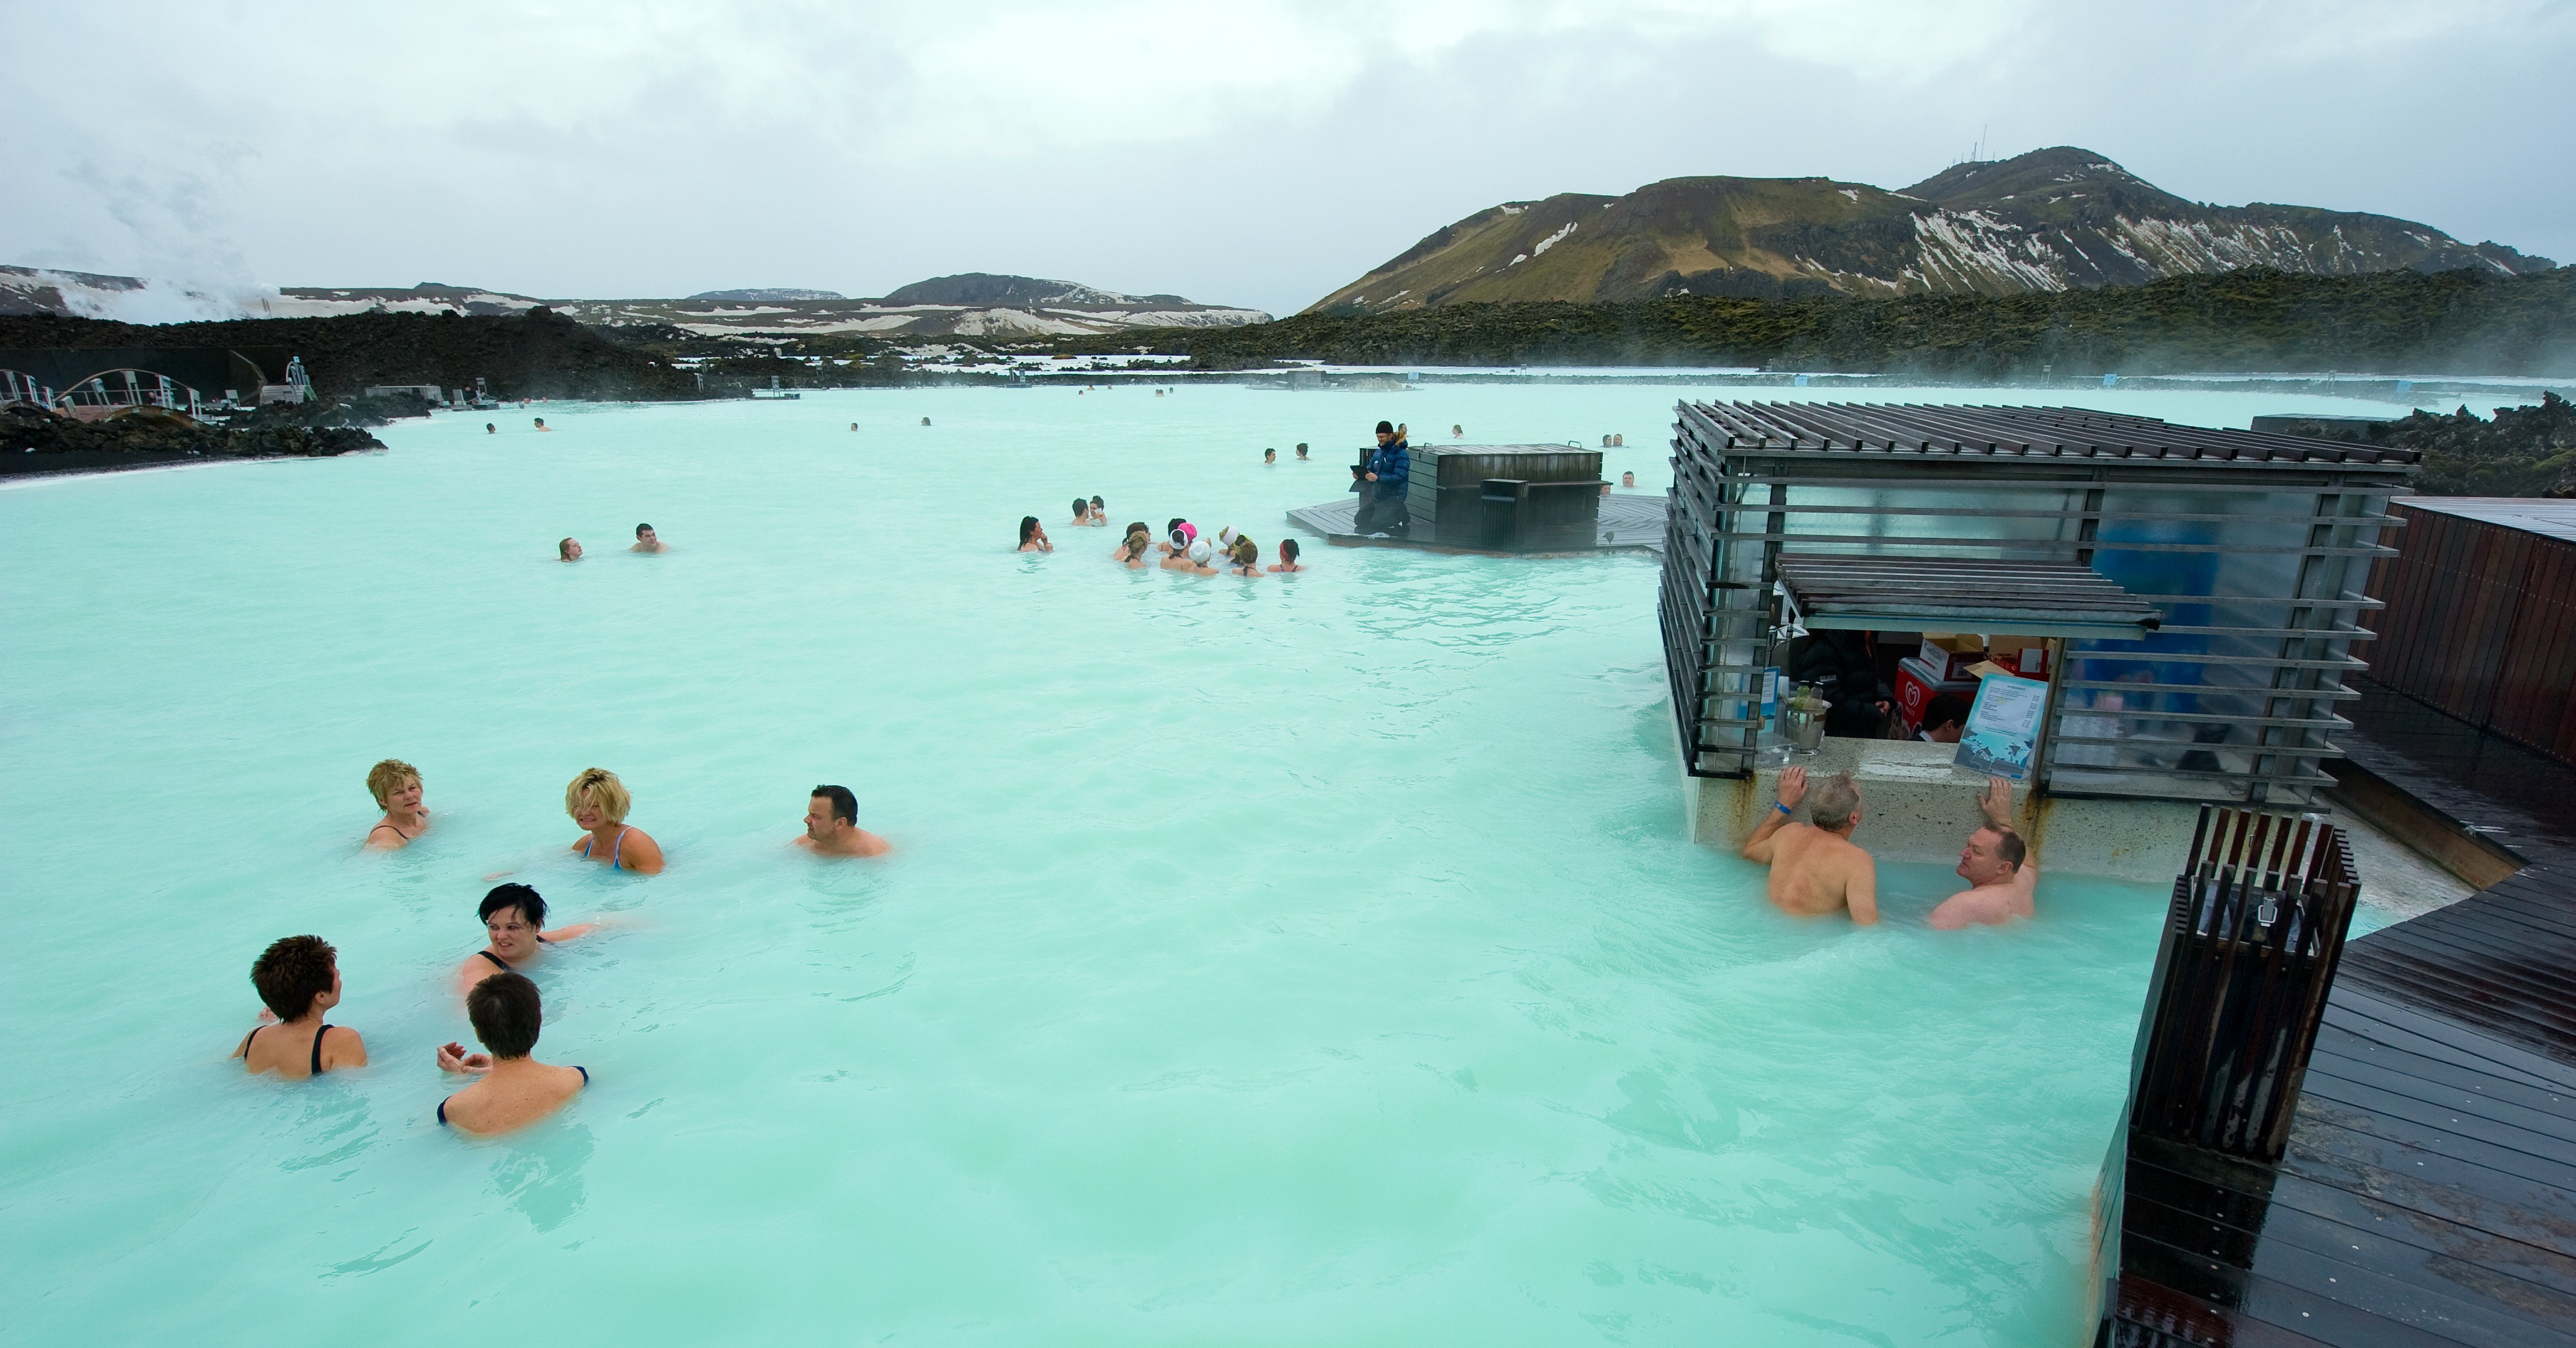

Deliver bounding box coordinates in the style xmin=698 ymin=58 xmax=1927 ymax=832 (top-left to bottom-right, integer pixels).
xmin=1354 ymin=420 xmax=1411 ymax=536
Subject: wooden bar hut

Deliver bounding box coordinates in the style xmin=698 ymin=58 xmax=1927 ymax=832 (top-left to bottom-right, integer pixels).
xmin=1657 ymin=402 xmax=2420 ymax=806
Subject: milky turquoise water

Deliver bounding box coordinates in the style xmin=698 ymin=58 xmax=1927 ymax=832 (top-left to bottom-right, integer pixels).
xmin=0 ymin=384 xmax=2414 ymax=1344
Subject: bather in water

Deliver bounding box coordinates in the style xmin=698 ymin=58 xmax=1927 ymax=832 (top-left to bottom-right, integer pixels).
xmin=458 ymin=883 xmax=598 ymax=993
xmin=364 ymin=758 xmax=431 ymax=849
xmin=434 ymin=972 xmax=588 ymax=1135
xmin=566 ymin=768 xmax=664 ymax=873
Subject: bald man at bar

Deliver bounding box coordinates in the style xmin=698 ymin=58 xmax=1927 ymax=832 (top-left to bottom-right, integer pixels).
xmin=1738 ymin=766 xmax=1879 ymax=925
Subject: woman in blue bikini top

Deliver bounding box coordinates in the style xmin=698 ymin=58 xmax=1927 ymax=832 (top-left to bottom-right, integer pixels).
xmin=564 ymin=767 xmax=664 ymax=874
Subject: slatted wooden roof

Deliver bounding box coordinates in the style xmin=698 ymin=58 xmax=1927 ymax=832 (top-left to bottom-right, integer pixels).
xmin=1688 ymin=401 xmax=2423 ymax=467
xmin=1775 ymin=552 xmax=2163 ymax=636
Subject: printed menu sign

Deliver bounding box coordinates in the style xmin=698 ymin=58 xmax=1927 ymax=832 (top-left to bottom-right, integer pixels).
xmin=1955 ymin=674 xmax=2049 ymax=780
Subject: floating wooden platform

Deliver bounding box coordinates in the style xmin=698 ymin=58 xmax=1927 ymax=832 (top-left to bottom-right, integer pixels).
xmin=1286 ymin=491 xmax=1667 ymax=555
xmin=2105 ymin=684 xmax=2576 ymax=1346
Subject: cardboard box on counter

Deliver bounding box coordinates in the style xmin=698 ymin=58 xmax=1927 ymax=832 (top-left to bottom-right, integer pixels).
xmin=1917 ymin=633 xmax=1985 ymax=681
xmin=1985 ymin=636 xmax=2049 ymax=677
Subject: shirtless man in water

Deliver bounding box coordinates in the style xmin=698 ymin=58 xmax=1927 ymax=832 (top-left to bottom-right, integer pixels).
xmin=1739 ymin=766 xmax=1879 ymax=924
xmin=631 ymin=522 xmax=668 ymax=553
xmin=795 ymin=784 xmax=890 ymax=857
xmin=1928 ymin=777 xmax=2040 ymax=928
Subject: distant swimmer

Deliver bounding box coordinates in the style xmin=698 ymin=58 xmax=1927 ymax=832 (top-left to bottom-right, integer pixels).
xmin=1072 ymin=498 xmax=1092 ymax=527
xmin=631 ymin=522 xmax=668 ymax=553
xmin=458 ymin=883 xmax=598 ymax=992
xmin=434 ymin=972 xmax=588 ymax=1135
xmin=1613 ymin=433 xmax=1625 ymax=447
xmin=232 ymin=935 xmax=368 ymax=1078
xmin=850 ymin=422 xmax=859 ymax=431
xmin=1114 ymin=523 xmax=1154 ymax=566
xmin=1158 ymin=520 xmax=1193 ymax=558
xmin=1172 ymin=538 xmax=1219 ymax=575
xmin=1227 ymin=537 xmax=1262 ymax=575
xmin=1602 ymin=434 xmax=1613 ymax=447
xmin=566 ymin=767 xmax=665 ymax=873
xmin=1264 ymin=447 xmax=1277 ymax=464
xmin=1090 ymin=495 xmax=1105 ymax=521
xmin=1930 ymin=778 xmax=2039 ymax=930
xmin=921 ymin=416 xmax=931 ymax=426
xmin=795 ymin=784 xmax=891 ymax=858
xmin=1267 ymin=538 xmax=1305 ymax=573
xmin=558 ymin=537 xmax=583 ymax=562
xmin=485 ymin=423 xmax=496 ymax=434
xmin=1453 ymin=424 xmax=1464 ymax=438
xmin=364 ymin=757 xmax=431 ymax=849
xmin=1018 ymin=516 xmax=1054 ymax=553
xmin=534 ymin=418 xmax=550 ymax=431
xmin=1621 ymin=472 xmax=1636 ymax=488
xmin=1739 ymin=767 xmax=1879 ymax=925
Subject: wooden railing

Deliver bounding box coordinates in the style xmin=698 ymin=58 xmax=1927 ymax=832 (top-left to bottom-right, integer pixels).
xmin=2129 ymin=805 xmax=2362 ymax=1161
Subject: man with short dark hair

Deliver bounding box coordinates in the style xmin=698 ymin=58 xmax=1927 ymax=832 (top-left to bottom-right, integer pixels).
xmin=1931 ymin=777 xmax=2039 ymax=928
xmin=1738 ymin=767 xmax=1879 ymax=924
xmin=1917 ymin=692 xmax=1972 ymax=744
xmin=796 ymin=784 xmax=889 ymax=857
xmin=632 ymin=523 xmax=668 ymax=553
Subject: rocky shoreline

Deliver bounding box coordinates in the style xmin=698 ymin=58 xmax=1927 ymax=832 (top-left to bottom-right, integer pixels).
xmin=1 ymin=403 xmax=386 ymax=480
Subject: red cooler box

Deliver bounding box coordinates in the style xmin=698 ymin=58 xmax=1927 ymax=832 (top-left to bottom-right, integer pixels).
xmin=1894 ymin=655 xmax=1978 ymax=735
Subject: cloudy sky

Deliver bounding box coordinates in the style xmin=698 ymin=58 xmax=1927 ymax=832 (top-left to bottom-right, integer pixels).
xmin=6 ymin=0 xmax=2570 ymax=316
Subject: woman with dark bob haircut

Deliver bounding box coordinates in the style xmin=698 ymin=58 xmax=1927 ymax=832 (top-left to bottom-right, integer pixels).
xmin=456 ymin=883 xmax=598 ymax=993
xmin=434 ymin=972 xmax=588 ymax=1134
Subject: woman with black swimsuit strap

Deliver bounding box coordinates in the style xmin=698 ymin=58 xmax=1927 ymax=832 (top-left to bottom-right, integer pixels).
xmin=435 ymin=972 xmax=587 ymax=1135
xmin=457 ymin=884 xmax=598 ymax=994
xmin=232 ymin=935 xmax=368 ymax=1078
xmin=363 ymin=758 xmax=431 ymax=850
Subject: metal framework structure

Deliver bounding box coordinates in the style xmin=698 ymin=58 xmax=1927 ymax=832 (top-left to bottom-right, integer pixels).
xmin=1657 ymin=401 xmax=2419 ymax=805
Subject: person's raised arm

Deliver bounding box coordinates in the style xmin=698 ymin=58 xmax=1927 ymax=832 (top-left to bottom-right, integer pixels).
xmin=1847 ymin=853 xmax=1879 ymax=925
xmin=1980 ymin=775 xmax=2038 ymax=884
xmin=1740 ymin=766 xmax=1807 ymax=863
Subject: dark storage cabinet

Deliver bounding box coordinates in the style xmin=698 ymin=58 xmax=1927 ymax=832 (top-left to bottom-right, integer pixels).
xmin=1403 ymin=445 xmax=1602 ymax=550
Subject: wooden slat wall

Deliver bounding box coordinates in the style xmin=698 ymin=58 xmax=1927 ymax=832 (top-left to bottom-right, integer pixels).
xmin=2362 ymin=503 xmax=2576 ymax=767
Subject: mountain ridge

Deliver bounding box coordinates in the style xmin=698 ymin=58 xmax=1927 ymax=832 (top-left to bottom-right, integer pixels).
xmin=1 ymin=270 xmax=1269 ymax=337
xmin=1309 ymin=147 xmax=2553 ymax=314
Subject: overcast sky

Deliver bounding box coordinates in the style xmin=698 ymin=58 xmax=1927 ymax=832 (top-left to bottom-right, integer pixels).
xmin=6 ymin=0 xmax=2571 ymax=316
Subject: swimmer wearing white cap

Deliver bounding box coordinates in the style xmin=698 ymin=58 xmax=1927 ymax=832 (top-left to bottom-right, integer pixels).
xmin=1170 ymin=537 xmax=1219 ymax=575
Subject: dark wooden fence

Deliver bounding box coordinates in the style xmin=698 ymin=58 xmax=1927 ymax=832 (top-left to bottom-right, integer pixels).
xmin=2129 ymin=806 xmax=2361 ymax=1161
xmin=2361 ymin=501 xmax=2576 ymax=765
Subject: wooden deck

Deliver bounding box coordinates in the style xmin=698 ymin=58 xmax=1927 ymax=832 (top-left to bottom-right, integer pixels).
xmin=1285 ymin=490 xmax=1667 ymax=554
xmin=2106 ymin=685 xmax=2576 ymax=1346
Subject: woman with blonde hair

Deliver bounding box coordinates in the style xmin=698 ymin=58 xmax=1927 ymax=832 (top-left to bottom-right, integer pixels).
xmin=565 ymin=767 xmax=664 ymax=873
xmin=1113 ymin=522 xmax=1153 ymax=567
xmin=364 ymin=758 xmax=431 ymax=848
xmin=1227 ymin=536 xmax=1262 ymax=576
